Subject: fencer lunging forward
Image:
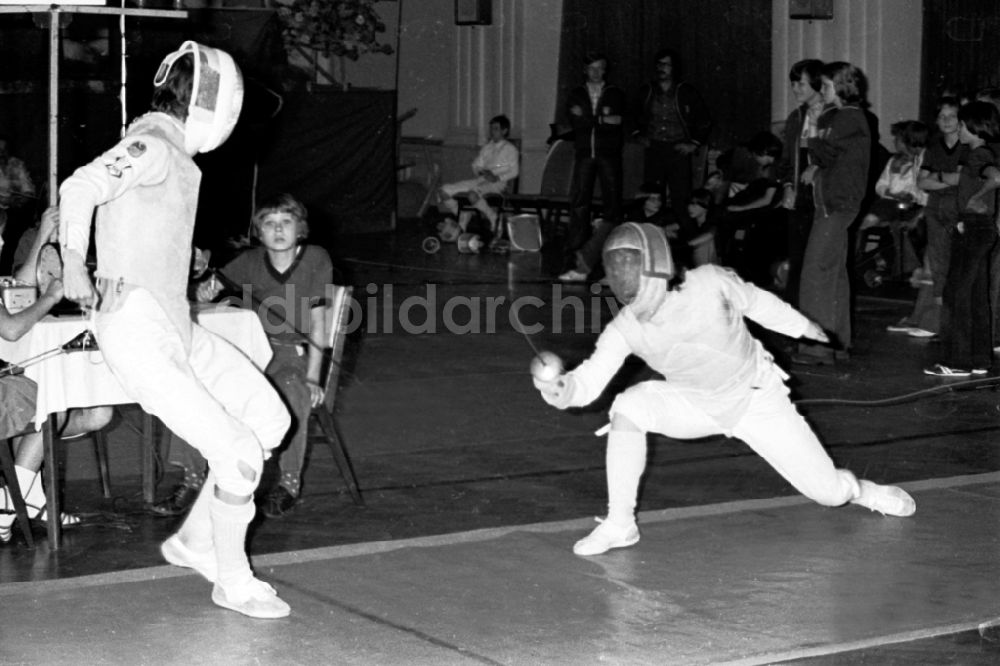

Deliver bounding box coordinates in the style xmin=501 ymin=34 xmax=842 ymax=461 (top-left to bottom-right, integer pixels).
xmin=58 ymin=42 xmax=292 ymax=618
xmin=534 ymin=222 xmax=916 ymax=557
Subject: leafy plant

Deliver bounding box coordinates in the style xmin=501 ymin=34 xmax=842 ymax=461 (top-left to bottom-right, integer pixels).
xmin=277 ymin=0 xmax=394 ymax=61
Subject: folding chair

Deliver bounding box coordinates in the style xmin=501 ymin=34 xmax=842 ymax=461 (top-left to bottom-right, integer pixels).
xmin=309 ymin=286 xmax=363 ymax=506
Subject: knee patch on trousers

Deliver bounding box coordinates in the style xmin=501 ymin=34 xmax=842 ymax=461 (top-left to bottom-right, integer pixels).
xmin=212 ymin=442 xmax=264 ymax=497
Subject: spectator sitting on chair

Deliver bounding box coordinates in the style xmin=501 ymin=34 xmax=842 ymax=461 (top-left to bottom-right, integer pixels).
xmin=625 ymin=181 xmax=677 ymax=232
xmin=0 ymin=133 xmax=37 ymax=273
xmin=624 ymin=181 xmax=681 ymax=266
xmin=685 ymin=188 xmax=720 ymax=268
xmin=0 ymin=206 xmax=112 ymax=543
xmin=717 ymin=132 xmax=784 ymax=286
xmin=861 ymin=120 xmax=929 ymax=234
xmin=151 ymin=193 xmax=336 ymax=519
xmin=438 ymin=114 xmax=519 ymax=235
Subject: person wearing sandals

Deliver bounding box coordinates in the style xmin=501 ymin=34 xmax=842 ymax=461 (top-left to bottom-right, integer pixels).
xmin=0 ymin=207 xmax=112 ymax=543
xmin=924 ymin=101 xmax=1000 ymax=377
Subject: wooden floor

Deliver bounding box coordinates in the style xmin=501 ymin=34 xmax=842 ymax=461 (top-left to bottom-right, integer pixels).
xmin=2 ymin=225 xmax=999 ymax=664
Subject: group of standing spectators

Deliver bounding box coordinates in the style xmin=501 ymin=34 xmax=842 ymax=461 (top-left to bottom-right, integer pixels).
xmin=884 ymin=93 xmax=1000 ymax=377
xmin=557 ymin=49 xmax=711 ymax=283
xmin=557 ymin=48 xmax=1000 ymax=377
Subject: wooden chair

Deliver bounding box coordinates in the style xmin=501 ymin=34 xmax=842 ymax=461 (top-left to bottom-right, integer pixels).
xmin=309 ymin=286 xmax=364 ymax=506
xmin=501 ymin=139 xmax=577 ymax=235
xmin=3 ymin=411 xmax=128 ymax=548
xmin=453 ymin=138 xmax=522 ymax=226
xmin=0 ymin=438 xmax=34 ymax=548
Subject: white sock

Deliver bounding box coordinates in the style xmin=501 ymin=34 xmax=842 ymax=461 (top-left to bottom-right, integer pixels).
xmin=605 ymin=430 xmax=647 ymax=527
xmin=5 ymin=465 xmax=45 ymax=517
xmin=210 ymin=496 xmax=256 ymax=589
xmin=176 ymin=471 xmax=216 ymax=553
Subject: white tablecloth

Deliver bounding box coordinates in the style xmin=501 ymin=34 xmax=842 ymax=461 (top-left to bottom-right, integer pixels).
xmin=0 ymin=304 xmax=272 ymax=429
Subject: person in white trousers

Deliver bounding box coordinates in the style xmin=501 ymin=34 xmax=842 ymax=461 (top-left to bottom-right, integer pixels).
xmin=533 ymin=222 xmax=916 ymax=557
xmin=59 ymin=42 xmax=292 ymax=618
xmin=439 ymin=114 xmax=519 ymax=233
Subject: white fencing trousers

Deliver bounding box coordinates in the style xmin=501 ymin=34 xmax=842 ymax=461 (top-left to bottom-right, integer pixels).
xmin=608 ymin=372 xmax=859 ymax=508
xmin=440 ymin=178 xmax=506 ymax=222
xmin=95 ymin=289 xmax=291 ymax=497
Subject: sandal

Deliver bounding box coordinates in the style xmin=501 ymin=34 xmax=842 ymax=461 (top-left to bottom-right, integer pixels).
xmin=0 ymin=512 xmax=13 ymax=543
xmin=28 ymin=505 xmax=82 ymax=528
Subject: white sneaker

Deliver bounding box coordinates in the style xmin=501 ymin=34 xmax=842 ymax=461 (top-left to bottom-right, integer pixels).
xmin=161 ymin=534 xmax=218 ymax=583
xmin=558 ymin=269 xmax=589 ymax=283
xmin=886 ymin=322 xmax=915 ymax=333
xmin=907 ymin=328 xmax=936 ymax=338
xmin=572 ymin=518 xmax=640 ymax=556
xmin=212 ymin=577 xmax=290 ymax=619
xmin=851 ymin=480 xmax=916 ymax=517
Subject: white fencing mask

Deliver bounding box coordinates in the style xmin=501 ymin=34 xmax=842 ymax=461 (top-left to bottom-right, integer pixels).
xmin=154 ymin=41 xmax=244 ymax=154
xmin=603 ymin=222 xmax=675 ymax=320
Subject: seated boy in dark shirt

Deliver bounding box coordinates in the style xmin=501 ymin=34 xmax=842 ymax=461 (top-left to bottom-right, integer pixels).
xmin=152 ymin=194 xmax=336 ymax=518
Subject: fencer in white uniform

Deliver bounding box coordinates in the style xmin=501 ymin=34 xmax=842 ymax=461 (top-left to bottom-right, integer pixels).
xmin=534 ymin=222 xmax=916 ymax=557
xmin=59 ymin=42 xmax=292 ymax=617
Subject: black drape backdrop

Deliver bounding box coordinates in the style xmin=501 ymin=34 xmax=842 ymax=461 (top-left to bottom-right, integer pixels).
xmin=555 ymin=0 xmax=772 ymax=150
xmin=921 ymin=0 xmax=1000 ymax=116
xmin=0 ymin=8 xmax=395 ymax=256
xmin=255 ymin=90 xmax=396 ymax=243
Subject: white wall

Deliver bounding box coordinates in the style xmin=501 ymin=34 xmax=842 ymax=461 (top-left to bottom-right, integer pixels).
xmin=357 ymin=1 xmax=923 ymax=192
xmin=771 ymin=0 xmax=924 ymax=148
xmin=391 ymin=0 xmax=562 ymax=192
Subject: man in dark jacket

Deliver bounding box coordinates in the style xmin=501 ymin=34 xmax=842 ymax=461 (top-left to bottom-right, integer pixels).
xmin=559 ymin=52 xmax=627 ymax=282
xmin=775 ymin=59 xmax=825 ymax=307
xmin=636 ymin=48 xmax=712 ymax=234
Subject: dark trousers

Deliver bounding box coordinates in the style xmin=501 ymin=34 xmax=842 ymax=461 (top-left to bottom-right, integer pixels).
xmin=645 ymin=140 xmax=693 ymax=227
xmin=940 ymin=217 xmax=997 ymax=370
xmin=785 ymin=197 xmax=814 ymax=308
xmin=567 ymin=153 xmax=622 ymax=270
xmin=166 ymin=341 xmax=312 ymax=490
xmin=799 ymin=208 xmax=856 ymax=351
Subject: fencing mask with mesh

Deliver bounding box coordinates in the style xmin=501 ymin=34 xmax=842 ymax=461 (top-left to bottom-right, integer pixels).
xmin=602 ymin=222 xmax=675 ymax=319
xmin=153 ymin=41 xmax=244 ymax=154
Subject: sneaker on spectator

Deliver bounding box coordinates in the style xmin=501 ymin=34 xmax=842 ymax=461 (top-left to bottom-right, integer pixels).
xmin=149 ymin=483 xmax=202 ymax=517
xmin=558 ymin=269 xmax=589 ymax=283
xmin=262 ymin=486 xmax=298 ymax=518
xmin=886 ymin=319 xmax=915 ymax=333
xmin=572 ymin=517 xmax=640 ymax=556
xmin=907 ymin=328 xmax=936 ymax=338
xmin=923 ymin=363 xmax=971 ymax=377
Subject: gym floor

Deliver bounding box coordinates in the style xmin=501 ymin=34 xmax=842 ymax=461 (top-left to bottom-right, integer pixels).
xmin=2 ymin=224 xmax=998 ymax=665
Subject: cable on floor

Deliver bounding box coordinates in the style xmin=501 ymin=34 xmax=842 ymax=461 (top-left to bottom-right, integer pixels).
xmin=794 ymin=375 xmax=1000 ymax=407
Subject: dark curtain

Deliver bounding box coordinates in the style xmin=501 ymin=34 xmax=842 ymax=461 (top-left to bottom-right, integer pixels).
xmin=921 ymin=0 xmax=1000 ymax=115
xmin=0 ymin=9 xmax=286 ymax=249
xmin=555 ymin=0 xmax=772 ymax=150
xmin=256 ymin=90 xmax=396 ymax=242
